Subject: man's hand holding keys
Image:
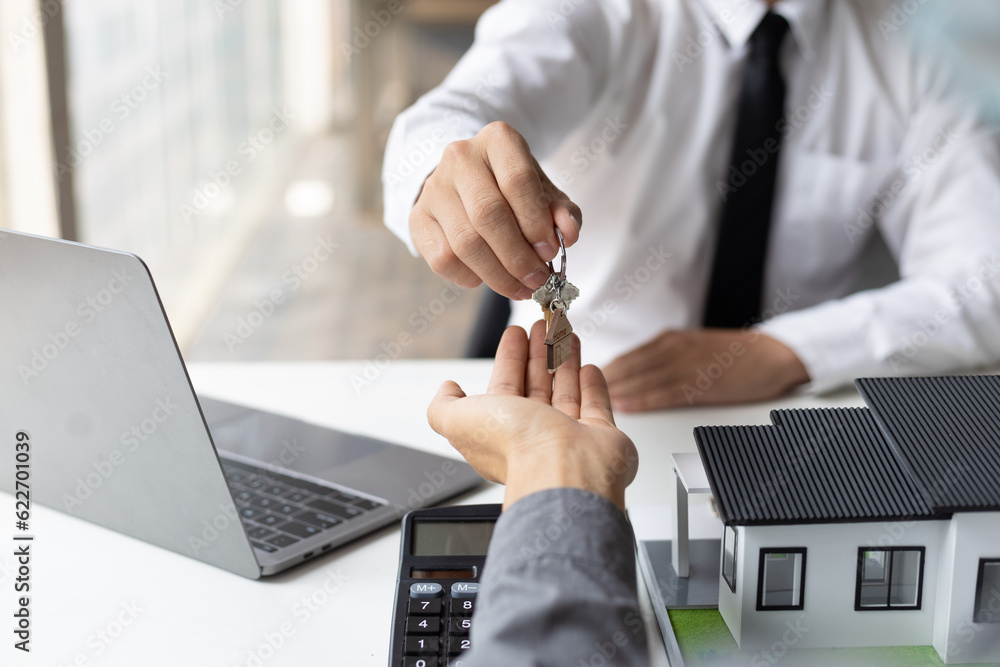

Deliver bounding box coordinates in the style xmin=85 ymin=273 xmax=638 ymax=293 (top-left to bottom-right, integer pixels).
xmin=409 ymin=121 xmax=583 ymax=300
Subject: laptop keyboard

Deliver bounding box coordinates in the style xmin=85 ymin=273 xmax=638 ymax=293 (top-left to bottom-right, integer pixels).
xmin=222 ymin=458 xmax=386 ymax=554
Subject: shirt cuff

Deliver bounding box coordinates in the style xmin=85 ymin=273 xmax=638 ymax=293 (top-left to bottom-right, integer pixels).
xmin=485 ymin=488 xmax=636 ymax=586
xmin=757 ymin=300 xmax=878 ymax=394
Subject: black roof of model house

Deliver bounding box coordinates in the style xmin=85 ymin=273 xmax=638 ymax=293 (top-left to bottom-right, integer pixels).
xmin=694 ymin=375 xmax=1000 ymax=526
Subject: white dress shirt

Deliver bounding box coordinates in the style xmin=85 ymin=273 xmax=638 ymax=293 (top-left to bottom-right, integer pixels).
xmin=382 ymin=0 xmax=1000 ymax=392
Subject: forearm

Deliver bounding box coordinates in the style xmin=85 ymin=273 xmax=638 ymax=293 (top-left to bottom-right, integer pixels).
xmin=759 ymin=265 xmax=1000 ymax=393
xmin=462 ymin=488 xmax=648 ymax=666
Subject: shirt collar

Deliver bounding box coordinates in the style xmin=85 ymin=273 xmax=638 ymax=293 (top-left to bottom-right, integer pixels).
xmin=695 ymin=0 xmax=824 ymax=62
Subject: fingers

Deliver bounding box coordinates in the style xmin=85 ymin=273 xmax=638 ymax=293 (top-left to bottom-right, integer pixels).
xmin=410 ymin=207 xmax=482 ymax=290
xmin=427 ymin=380 xmax=468 ymax=437
xmin=484 ymin=124 xmax=560 ymax=262
xmin=487 ymin=327 xmax=529 ymax=396
xmin=551 ymin=334 xmax=582 ymax=419
xmin=579 ymin=365 xmax=616 ymax=425
xmin=534 ymin=156 xmax=582 ymax=248
xmin=413 ymin=123 xmax=587 ymax=301
xmin=525 ymin=320 xmax=553 ymax=404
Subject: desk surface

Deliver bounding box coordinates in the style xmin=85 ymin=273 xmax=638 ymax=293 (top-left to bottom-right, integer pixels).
xmin=3 ymin=360 xmax=864 ymax=667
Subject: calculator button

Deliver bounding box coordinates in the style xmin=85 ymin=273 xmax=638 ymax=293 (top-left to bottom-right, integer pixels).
xmin=404 ymin=658 xmax=438 ymax=667
xmin=409 ymin=583 xmax=444 ymax=599
xmin=448 ymin=636 xmax=472 ymax=655
xmin=450 ymin=598 xmax=475 ymax=615
xmin=250 ymin=496 xmax=276 ymax=509
xmin=258 ymin=514 xmax=282 ymax=526
xmin=450 ymin=582 xmax=479 ymax=598
xmin=449 ymin=617 xmax=472 ymax=635
xmin=404 ymin=636 xmax=439 ymax=655
xmin=283 ymin=491 xmax=309 ymax=503
xmin=446 ymin=658 xmax=468 ymax=666
xmin=406 ymin=616 xmax=440 ymax=635
xmin=276 ymin=503 xmax=299 ymax=515
xmin=408 ymin=598 xmax=442 ymax=615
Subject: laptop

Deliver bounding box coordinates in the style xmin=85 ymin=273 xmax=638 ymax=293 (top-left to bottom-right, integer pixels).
xmin=0 ymin=229 xmax=483 ymax=578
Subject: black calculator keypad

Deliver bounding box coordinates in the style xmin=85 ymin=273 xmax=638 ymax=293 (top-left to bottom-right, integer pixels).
xmin=404 ymin=636 xmax=439 ymax=655
xmin=403 ymin=659 xmax=438 ymax=667
xmin=407 ymin=617 xmax=440 ymax=635
xmin=408 ymin=598 xmax=442 ymax=616
xmin=449 ymin=598 xmax=475 ymax=616
xmin=405 ymin=582 xmax=476 ymax=665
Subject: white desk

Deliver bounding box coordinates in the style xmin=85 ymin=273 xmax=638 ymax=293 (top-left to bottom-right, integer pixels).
xmin=3 ymin=361 xmax=864 ymax=667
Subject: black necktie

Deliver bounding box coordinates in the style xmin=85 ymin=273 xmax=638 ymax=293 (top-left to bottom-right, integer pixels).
xmin=702 ymin=12 xmax=790 ymax=328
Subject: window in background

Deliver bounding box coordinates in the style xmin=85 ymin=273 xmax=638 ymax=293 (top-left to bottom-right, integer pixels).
xmin=855 ymin=547 xmax=925 ymax=611
xmin=61 ymin=0 xmax=302 ymax=342
xmin=974 ymin=559 xmax=1000 ymax=623
xmin=757 ymin=549 xmax=806 ymax=611
xmin=722 ymin=525 xmax=737 ymax=593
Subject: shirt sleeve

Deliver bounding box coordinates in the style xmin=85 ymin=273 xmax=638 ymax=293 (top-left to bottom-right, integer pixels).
xmin=460 ymin=488 xmax=648 ymax=667
xmin=759 ymin=72 xmax=1000 ymax=393
xmin=381 ymin=0 xmax=641 ymax=255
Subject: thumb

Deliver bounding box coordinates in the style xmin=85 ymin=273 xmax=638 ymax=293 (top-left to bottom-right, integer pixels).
xmin=427 ymin=380 xmax=467 ymax=437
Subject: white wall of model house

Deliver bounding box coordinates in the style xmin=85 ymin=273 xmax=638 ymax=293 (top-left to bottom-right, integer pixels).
xmin=720 ymin=520 xmax=951 ymax=652
xmin=933 ymin=512 xmax=1000 ymax=664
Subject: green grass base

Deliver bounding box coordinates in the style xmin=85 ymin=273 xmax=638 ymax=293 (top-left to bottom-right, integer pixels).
xmin=667 ymin=609 xmax=997 ymax=667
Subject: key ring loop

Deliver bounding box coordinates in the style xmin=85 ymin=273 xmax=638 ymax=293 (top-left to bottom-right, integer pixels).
xmin=549 ymin=298 xmax=566 ymax=312
xmin=546 ymin=228 xmax=567 ymax=283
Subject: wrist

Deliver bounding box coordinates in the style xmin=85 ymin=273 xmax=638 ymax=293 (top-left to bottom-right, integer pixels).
xmin=503 ymin=441 xmax=628 ymax=512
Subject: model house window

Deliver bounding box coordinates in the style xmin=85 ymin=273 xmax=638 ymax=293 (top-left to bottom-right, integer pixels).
xmin=722 ymin=526 xmax=737 ymax=592
xmin=756 ymin=548 xmax=806 ymax=611
xmin=974 ymin=559 xmax=1000 ymax=623
xmin=855 ymin=547 xmax=925 ymax=610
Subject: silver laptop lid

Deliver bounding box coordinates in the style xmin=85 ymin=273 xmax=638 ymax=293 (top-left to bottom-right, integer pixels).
xmin=0 ymin=230 xmax=260 ymax=578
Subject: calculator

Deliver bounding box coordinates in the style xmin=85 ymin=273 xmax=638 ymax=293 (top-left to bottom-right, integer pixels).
xmin=387 ymin=503 xmax=502 ymax=667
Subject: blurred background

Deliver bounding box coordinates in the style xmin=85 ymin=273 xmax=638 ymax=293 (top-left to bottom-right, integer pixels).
xmin=0 ymin=0 xmax=997 ymax=366
xmin=0 ymin=0 xmax=496 ymax=364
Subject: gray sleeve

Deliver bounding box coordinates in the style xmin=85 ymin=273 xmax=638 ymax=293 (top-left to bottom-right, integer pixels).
xmin=462 ymin=488 xmax=648 ymax=666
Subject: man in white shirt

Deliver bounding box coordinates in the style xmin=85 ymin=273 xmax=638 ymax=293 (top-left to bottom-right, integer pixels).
xmin=382 ymin=0 xmax=1000 ymax=412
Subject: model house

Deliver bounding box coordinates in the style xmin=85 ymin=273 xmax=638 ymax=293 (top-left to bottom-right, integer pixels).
xmin=695 ymin=375 xmax=1000 ymax=665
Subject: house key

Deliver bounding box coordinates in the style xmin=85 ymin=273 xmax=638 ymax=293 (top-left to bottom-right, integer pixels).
xmin=530 ymin=229 xmax=577 ymax=371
